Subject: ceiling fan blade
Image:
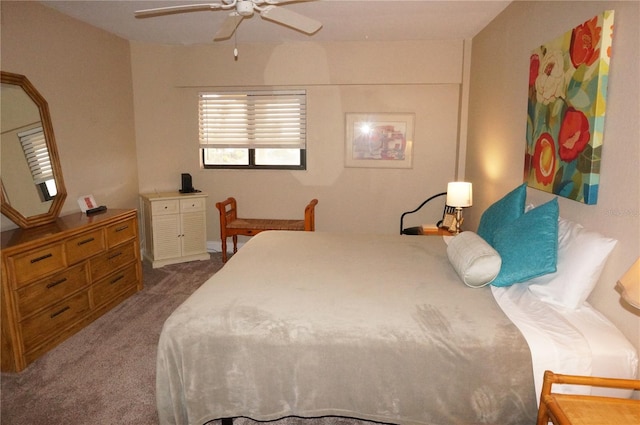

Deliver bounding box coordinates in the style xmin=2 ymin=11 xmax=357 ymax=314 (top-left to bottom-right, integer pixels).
xmin=135 ymin=3 xmax=223 ymax=19
xmin=214 ymin=14 xmax=245 ymax=41
xmin=259 ymin=6 xmax=322 ymax=34
xmin=262 ymin=0 xmax=317 ymax=4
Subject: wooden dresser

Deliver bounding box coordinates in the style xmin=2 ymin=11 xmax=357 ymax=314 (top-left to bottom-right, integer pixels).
xmin=1 ymin=209 xmax=143 ymax=372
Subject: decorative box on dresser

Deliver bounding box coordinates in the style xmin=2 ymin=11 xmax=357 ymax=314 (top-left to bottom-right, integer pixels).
xmin=139 ymin=192 xmax=210 ymax=268
xmin=1 ymin=209 xmax=143 ymax=372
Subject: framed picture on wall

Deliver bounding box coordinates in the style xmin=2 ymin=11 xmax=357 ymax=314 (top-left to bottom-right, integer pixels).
xmin=345 ymin=113 xmax=414 ymax=169
xmin=524 ymin=11 xmax=614 ymax=204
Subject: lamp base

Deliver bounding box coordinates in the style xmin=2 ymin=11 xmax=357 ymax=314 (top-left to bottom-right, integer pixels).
xmin=454 ymin=207 xmax=463 ymax=235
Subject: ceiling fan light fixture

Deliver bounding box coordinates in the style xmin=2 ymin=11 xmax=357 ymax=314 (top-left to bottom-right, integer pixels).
xmin=237 ymin=1 xmax=255 ymax=17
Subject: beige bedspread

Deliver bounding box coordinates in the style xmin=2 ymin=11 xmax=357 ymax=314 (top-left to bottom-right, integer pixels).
xmin=156 ymin=231 xmax=537 ymax=425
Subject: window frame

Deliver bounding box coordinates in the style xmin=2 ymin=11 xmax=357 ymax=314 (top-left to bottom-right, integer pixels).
xmin=18 ymin=125 xmax=57 ymax=200
xmin=199 ymin=90 xmax=307 ymax=171
xmin=201 ymin=148 xmax=306 ymax=170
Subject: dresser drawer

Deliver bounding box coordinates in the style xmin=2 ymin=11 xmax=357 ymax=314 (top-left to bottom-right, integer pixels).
xmin=180 ymin=197 xmax=205 ymax=213
xmin=65 ymin=229 xmax=105 ymax=264
xmin=16 ymin=263 xmax=89 ymax=319
xmin=10 ymin=243 xmax=66 ymax=287
xmin=152 ymin=200 xmax=179 ymax=216
xmin=90 ymin=242 xmax=136 ymax=281
xmin=92 ymin=263 xmax=138 ymax=307
xmin=106 ymin=217 xmax=136 ymax=247
xmin=21 ymin=291 xmax=91 ymax=353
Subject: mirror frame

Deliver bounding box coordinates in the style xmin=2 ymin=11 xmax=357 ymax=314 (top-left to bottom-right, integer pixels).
xmin=1 ymin=71 xmax=67 ymax=229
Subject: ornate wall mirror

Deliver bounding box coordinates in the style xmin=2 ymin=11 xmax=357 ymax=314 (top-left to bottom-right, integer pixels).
xmin=1 ymin=71 xmax=67 ymax=229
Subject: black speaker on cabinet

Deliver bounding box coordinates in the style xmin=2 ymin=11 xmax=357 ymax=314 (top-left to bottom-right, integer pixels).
xmin=179 ymin=173 xmax=194 ymax=193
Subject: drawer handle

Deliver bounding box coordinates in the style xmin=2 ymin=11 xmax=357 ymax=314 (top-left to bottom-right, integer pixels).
xmin=110 ymin=275 xmax=124 ymax=285
xmin=50 ymin=306 xmax=70 ymax=318
xmin=108 ymin=252 xmax=122 ymax=260
xmin=46 ymin=278 xmax=68 ymax=289
xmin=31 ymin=253 xmax=53 ymax=263
xmin=77 ymin=237 xmax=95 ymax=246
xmin=115 ymin=225 xmax=129 ymax=233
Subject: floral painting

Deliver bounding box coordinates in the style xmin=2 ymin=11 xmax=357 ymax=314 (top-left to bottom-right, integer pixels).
xmin=345 ymin=113 xmax=414 ymax=168
xmin=525 ymin=11 xmax=614 ymax=204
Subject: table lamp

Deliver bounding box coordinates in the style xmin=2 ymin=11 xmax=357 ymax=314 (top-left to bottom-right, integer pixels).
xmin=446 ymin=182 xmax=473 ymax=235
xmin=617 ymin=258 xmax=640 ymax=309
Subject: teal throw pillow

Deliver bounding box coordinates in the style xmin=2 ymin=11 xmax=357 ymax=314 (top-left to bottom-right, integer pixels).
xmin=490 ymin=198 xmax=559 ymax=287
xmin=477 ymin=183 xmax=526 ymax=245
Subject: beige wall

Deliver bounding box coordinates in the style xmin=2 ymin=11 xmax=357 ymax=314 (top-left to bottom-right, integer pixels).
xmin=465 ymin=1 xmax=640 ymax=354
xmin=130 ymin=40 xmax=465 ymax=239
xmin=0 ymin=1 xmax=139 ymax=231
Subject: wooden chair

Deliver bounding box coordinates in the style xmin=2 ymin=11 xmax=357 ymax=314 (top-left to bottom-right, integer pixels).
xmin=536 ymin=370 xmax=640 ymax=425
xmin=216 ymin=197 xmax=318 ymax=262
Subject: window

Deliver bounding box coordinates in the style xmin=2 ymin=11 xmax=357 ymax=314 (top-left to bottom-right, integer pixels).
xmin=18 ymin=126 xmax=57 ymax=201
xmin=199 ymin=90 xmax=306 ymax=170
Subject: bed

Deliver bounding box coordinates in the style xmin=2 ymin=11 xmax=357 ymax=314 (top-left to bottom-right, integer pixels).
xmin=156 ymin=230 xmax=637 ymax=425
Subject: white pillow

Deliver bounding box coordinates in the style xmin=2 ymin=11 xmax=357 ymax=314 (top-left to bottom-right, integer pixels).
xmin=528 ymin=217 xmax=617 ymax=309
xmin=447 ymin=231 xmax=502 ymax=288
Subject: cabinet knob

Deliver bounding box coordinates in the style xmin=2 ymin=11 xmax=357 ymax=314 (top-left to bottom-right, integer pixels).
xmin=50 ymin=306 xmax=70 ymax=319
xmin=77 ymin=237 xmax=95 ymax=246
xmin=46 ymin=278 xmax=68 ymax=289
xmin=30 ymin=253 xmax=53 ymax=264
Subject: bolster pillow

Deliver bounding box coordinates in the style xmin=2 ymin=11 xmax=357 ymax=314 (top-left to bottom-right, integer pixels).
xmin=447 ymin=231 xmax=502 ymax=288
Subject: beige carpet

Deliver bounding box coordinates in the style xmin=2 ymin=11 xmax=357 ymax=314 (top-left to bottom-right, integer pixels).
xmin=1 ymin=254 xmax=382 ymax=425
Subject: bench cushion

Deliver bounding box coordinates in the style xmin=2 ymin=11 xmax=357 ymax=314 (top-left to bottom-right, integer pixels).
xmin=227 ymin=218 xmax=305 ymax=231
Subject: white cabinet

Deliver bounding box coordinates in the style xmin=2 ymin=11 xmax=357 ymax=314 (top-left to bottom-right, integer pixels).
xmin=140 ymin=192 xmax=210 ymax=268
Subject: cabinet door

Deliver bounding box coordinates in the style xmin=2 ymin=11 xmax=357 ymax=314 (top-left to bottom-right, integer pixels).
xmin=181 ymin=211 xmax=207 ymax=257
xmin=152 ymin=214 xmax=182 ymax=260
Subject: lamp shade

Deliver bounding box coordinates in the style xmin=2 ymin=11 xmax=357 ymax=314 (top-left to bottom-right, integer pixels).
xmin=617 ymin=258 xmax=640 ymax=310
xmin=446 ymin=182 xmax=473 ymax=207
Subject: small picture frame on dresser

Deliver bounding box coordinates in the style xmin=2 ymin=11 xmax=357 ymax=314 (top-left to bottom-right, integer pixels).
xmin=77 ymin=194 xmax=97 ymax=213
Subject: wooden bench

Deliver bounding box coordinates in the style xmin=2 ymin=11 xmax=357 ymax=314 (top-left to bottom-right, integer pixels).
xmin=215 ymin=197 xmax=318 ymax=263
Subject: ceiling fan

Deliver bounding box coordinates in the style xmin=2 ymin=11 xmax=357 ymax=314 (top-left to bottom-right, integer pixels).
xmin=135 ymin=0 xmax=322 ymax=41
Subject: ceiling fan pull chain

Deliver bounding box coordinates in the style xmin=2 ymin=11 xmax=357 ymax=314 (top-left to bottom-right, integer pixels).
xmin=234 ymin=31 xmax=239 ymax=61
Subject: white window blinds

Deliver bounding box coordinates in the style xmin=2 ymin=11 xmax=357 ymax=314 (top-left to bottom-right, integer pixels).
xmin=199 ymin=90 xmax=306 ymax=149
xmin=18 ymin=126 xmax=53 ymax=185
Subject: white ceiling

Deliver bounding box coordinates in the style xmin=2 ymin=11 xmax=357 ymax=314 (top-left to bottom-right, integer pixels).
xmin=40 ymin=0 xmax=511 ymax=45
